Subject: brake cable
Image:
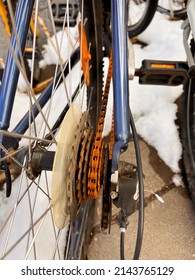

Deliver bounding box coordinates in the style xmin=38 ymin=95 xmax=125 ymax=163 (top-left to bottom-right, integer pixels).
xmin=120 ymin=108 xmax=144 ymax=260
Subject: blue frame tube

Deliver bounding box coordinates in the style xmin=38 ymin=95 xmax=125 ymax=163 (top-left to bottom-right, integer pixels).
xmin=111 ymin=0 xmax=131 ymax=172
xmin=0 ymin=0 xmax=35 ymax=131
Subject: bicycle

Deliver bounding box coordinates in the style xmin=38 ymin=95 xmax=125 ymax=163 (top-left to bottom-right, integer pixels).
xmin=157 ymin=0 xmax=187 ymax=20
xmin=128 ymin=0 xmax=187 ymax=38
xmin=132 ymin=0 xmax=195 ymax=208
xmin=128 ymin=0 xmax=158 ymax=38
xmin=0 ymin=0 xmax=144 ymax=260
xmin=180 ymin=0 xmax=195 ymax=207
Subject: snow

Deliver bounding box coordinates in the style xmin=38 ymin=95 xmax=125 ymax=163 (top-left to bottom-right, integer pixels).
xmin=173 ymin=173 xmax=185 ymax=187
xmin=105 ymin=11 xmax=185 ymax=174
xmin=131 ymin=85 xmax=182 ymax=173
xmin=0 ymin=9 xmax=188 ymax=259
xmin=130 ymin=11 xmax=185 ymax=174
xmin=39 ymin=26 xmax=79 ymax=68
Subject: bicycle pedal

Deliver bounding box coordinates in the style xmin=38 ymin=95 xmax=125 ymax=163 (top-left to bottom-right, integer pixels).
xmin=24 ymin=47 xmax=41 ymax=60
xmin=51 ymin=0 xmax=79 ymax=27
xmin=23 ymin=46 xmax=42 ymax=85
xmin=137 ymin=59 xmax=189 ymax=86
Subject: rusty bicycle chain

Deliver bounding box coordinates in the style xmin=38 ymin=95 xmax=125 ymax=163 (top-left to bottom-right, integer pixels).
xmin=88 ymin=51 xmax=113 ymax=199
xmin=77 ymin=127 xmax=94 ymax=204
xmin=67 ymin=112 xmax=89 ymax=216
xmin=66 ymin=52 xmax=113 ymax=222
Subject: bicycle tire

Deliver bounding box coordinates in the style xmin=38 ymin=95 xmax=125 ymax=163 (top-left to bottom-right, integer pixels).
xmin=182 ymin=78 xmax=195 ymax=206
xmin=128 ymin=0 xmax=158 ymax=38
xmin=64 ymin=0 xmax=103 ymax=260
xmin=0 ymin=0 xmax=103 ymax=260
xmin=157 ymin=1 xmax=187 ymax=19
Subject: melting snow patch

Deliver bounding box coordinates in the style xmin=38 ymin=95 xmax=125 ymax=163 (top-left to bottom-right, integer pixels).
xmin=172 ymin=174 xmax=185 ymax=188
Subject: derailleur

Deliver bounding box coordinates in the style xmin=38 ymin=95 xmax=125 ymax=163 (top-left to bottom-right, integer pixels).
xmin=111 ymin=161 xmax=138 ymax=228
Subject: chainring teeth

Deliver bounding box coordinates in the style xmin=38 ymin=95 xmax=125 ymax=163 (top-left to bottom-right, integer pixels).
xmin=100 ymin=141 xmax=112 ymax=231
xmin=67 ymin=112 xmax=98 ymax=216
xmin=76 ymin=128 xmax=93 ymax=203
xmin=67 ymin=118 xmax=86 ymax=212
xmin=57 ymin=52 xmax=113 ymax=227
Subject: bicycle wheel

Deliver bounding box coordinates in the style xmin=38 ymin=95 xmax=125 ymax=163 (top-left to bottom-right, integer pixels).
xmin=182 ymin=44 xmax=195 ymax=206
xmin=127 ymin=0 xmax=158 ymax=38
xmin=63 ymin=0 xmax=104 ymax=260
xmin=0 ymin=0 xmax=103 ymax=260
xmin=157 ymin=0 xmax=187 ymax=19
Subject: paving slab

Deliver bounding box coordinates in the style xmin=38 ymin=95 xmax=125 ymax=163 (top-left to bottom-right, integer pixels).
xmin=88 ymin=140 xmax=195 ymax=260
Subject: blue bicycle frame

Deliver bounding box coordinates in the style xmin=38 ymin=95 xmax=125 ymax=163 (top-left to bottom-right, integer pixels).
xmin=0 ymin=0 xmax=131 ymax=171
xmin=111 ymin=0 xmax=131 ymax=173
xmin=0 ymin=0 xmax=34 ymax=132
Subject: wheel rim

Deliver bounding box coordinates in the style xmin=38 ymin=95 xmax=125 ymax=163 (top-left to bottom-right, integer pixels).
xmin=157 ymin=0 xmax=187 ymax=18
xmin=127 ymin=0 xmax=150 ymax=31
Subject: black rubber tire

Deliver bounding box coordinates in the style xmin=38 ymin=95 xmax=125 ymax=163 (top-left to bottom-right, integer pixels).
xmin=64 ymin=0 xmax=103 ymax=260
xmin=157 ymin=4 xmax=187 ymax=20
xmin=0 ymin=68 xmax=3 ymax=81
xmin=128 ymin=0 xmax=158 ymax=38
xmin=85 ymin=0 xmax=103 ymax=130
xmin=182 ymin=77 xmax=195 ymax=206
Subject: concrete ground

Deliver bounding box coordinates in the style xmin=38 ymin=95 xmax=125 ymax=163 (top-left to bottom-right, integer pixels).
xmin=88 ymin=139 xmax=195 ymax=260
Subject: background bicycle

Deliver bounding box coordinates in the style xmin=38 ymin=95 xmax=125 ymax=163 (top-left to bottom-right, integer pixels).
xmin=128 ymin=0 xmax=187 ymax=38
